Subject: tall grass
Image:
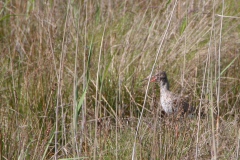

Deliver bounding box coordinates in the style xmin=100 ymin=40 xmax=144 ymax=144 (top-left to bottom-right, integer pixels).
xmin=0 ymin=0 xmax=240 ymax=159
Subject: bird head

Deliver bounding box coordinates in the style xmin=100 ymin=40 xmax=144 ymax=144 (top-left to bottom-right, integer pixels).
xmin=149 ymin=71 xmax=169 ymax=90
xmin=150 ymin=71 xmax=168 ymax=83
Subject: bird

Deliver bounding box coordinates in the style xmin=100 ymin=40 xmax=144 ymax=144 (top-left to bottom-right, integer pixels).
xmin=150 ymin=71 xmax=194 ymax=118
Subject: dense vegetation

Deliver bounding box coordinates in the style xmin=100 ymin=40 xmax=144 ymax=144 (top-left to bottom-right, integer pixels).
xmin=1 ymin=0 xmax=240 ymax=159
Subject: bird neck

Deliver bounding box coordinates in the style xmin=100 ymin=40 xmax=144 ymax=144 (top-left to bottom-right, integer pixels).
xmin=160 ymin=79 xmax=170 ymax=93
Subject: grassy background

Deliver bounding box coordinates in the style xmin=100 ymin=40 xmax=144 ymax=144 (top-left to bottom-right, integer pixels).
xmin=1 ymin=0 xmax=240 ymax=159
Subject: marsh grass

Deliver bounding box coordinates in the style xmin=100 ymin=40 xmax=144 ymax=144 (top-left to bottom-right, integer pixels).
xmin=1 ymin=0 xmax=240 ymax=159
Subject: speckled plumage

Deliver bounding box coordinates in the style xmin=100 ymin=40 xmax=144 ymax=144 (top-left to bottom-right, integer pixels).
xmin=151 ymin=71 xmax=193 ymax=116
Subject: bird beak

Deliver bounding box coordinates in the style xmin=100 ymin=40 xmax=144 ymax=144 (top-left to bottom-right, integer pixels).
xmin=143 ymin=75 xmax=157 ymax=82
xmin=150 ymin=76 xmax=157 ymax=82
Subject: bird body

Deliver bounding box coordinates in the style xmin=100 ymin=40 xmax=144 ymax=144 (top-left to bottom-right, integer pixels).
xmin=150 ymin=71 xmax=193 ymax=116
xmin=160 ymin=89 xmax=178 ymax=114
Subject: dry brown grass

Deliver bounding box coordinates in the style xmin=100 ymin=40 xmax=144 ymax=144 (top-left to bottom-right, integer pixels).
xmin=0 ymin=0 xmax=240 ymax=159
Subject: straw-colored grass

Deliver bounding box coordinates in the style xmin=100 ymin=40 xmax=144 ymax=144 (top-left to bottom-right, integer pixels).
xmin=1 ymin=0 xmax=240 ymax=159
